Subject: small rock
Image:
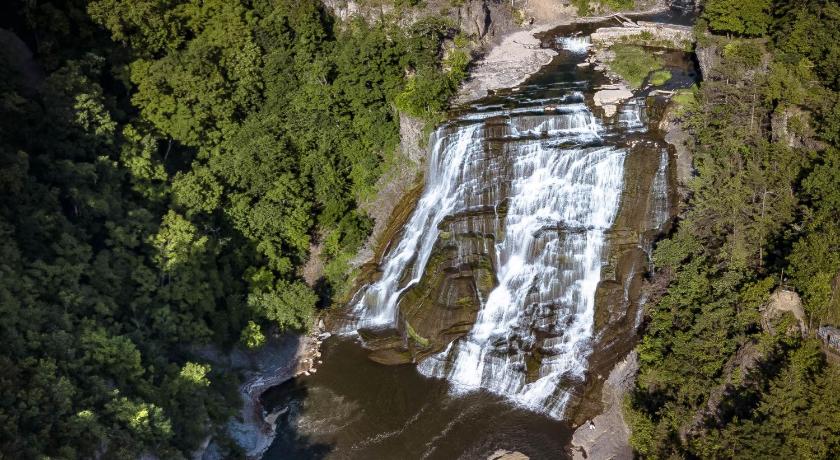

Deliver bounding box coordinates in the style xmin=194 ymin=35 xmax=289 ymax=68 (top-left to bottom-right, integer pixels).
xmin=593 ymin=85 xmax=633 ymax=117
xmin=310 ymin=368 xmax=317 ymax=374
xmin=488 ymin=450 xmax=529 ymax=460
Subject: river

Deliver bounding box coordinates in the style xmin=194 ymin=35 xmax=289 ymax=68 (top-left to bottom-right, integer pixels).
xmin=262 ymin=7 xmax=697 ymax=459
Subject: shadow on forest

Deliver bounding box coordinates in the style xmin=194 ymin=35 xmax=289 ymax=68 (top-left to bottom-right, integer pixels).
xmin=260 ymin=378 xmax=334 ymax=460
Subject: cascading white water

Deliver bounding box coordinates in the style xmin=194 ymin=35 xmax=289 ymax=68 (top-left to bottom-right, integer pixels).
xmin=345 ymin=124 xmax=484 ymax=329
xmin=417 ymin=139 xmax=626 ymax=418
xmin=557 ymin=35 xmax=592 ymax=53
xmin=618 ymin=98 xmax=647 ymax=132
xmin=648 ymin=148 xmax=671 ymax=229
xmin=347 ymin=94 xmax=633 ymax=417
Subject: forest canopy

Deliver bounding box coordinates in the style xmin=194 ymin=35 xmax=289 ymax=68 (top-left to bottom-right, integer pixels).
xmin=0 ymin=0 xmax=464 ymax=457
xmin=627 ymin=1 xmax=840 ymax=457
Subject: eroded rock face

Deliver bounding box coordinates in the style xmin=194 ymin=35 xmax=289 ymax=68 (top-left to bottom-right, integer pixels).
xmin=571 ymin=351 xmax=638 ymax=460
xmin=459 ymin=0 xmax=492 ymax=39
xmin=364 ymin=235 xmax=494 ymax=364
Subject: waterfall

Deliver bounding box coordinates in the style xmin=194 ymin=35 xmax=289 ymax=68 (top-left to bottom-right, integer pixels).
xmin=617 ymin=98 xmax=647 ymax=132
xmin=348 ymin=97 xmax=629 ymax=418
xmin=557 ymin=35 xmax=591 ymax=53
xmin=345 ymin=124 xmax=484 ymax=329
xmin=417 ymin=140 xmax=625 ymax=418
xmin=648 ymin=148 xmax=671 ymax=229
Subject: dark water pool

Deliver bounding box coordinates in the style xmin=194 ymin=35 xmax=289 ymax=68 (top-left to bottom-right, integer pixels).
xmin=262 ymin=338 xmax=573 ymax=460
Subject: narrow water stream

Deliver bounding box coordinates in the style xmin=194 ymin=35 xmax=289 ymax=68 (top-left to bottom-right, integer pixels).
xmin=263 ymin=8 xmax=697 ymax=459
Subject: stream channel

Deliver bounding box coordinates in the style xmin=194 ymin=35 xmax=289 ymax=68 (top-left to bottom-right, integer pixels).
xmin=263 ymin=7 xmax=697 ymax=460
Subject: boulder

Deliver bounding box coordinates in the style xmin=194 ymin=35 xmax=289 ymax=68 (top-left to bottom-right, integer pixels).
xmin=593 ymin=85 xmax=633 ymax=118
xmin=488 ymin=450 xmax=529 ymax=460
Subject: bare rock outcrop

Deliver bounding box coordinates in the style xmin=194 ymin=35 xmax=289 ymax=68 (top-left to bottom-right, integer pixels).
xmin=761 ymin=289 xmax=807 ymax=337
xmin=456 ymin=24 xmax=560 ymax=104
xmin=695 ymin=40 xmax=719 ymax=81
xmin=571 ymin=351 xmax=638 ymax=460
xmin=818 ymin=326 xmax=840 ymax=355
xmin=458 ymin=0 xmax=492 ymax=39
xmin=660 ymin=107 xmax=694 ymax=202
xmin=591 ymin=21 xmax=693 ymax=49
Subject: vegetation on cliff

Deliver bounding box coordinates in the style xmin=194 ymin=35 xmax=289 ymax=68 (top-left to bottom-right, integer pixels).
xmin=0 ymin=0 xmax=465 ymax=457
xmin=627 ymin=1 xmax=840 ymax=457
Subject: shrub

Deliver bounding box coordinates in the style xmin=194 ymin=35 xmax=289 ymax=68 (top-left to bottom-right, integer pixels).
xmin=610 ymin=45 xmax=664 ymax=87
xmin=650 ymin=69 xmax=672 ymax=86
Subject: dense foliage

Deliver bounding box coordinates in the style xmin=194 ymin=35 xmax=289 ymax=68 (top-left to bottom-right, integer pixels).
xmin=703 ymin=0 xmax=772 ymax=37
xmin=0 ymin=0 xmax=462 ymax=457
xmin=627 ymin=1 xmax=840 ymax=457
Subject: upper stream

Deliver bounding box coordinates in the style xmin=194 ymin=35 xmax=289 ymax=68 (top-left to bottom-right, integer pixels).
xmin=263 ymin=7 xmax=697 ymax=459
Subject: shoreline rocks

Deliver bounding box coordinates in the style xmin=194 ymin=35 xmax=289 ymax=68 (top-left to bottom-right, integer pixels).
xmin=192 ymin=320 xmax=329 ymax=460
xmin=570 ymin=351 xmax=638 ymax=460
xmin=456 ymin=23 xmax=561 ymax=104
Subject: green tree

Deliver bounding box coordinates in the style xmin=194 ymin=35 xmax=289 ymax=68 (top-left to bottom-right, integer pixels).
xmin=703 ymin=0 xmax=772 ymax=36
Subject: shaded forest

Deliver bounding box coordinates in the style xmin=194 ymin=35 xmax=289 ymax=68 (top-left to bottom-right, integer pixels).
xmin=627 ymin=0 xmax=840 ymax=457
xmin=0 ymin=0 xmax=465 ymax=457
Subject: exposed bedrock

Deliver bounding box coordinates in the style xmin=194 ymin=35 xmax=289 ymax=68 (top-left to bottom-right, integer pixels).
xmin=364 ymin=234 xmax=495 ymax=365
xmin=565 ymin=134 xmax=676 ymax=429
xmin=361 ymin=195 xmax=503 ymax=364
